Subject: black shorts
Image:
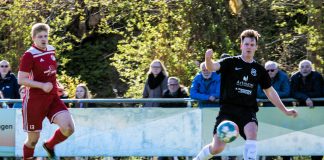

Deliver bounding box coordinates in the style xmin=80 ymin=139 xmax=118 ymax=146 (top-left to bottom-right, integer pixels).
xmin=213 ymin=109 xmax=258 ymax=140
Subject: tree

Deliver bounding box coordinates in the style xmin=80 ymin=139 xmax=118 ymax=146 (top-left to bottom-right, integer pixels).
xmin=106 ymin=0 xmax=197 ymax=98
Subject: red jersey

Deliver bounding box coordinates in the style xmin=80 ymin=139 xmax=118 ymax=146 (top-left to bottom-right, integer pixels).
xmin=19 ymin=44 xmax=58 ymax=95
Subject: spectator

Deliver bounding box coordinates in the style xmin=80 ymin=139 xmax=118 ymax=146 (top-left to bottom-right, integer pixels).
xmin=71 ymin=84 xmax=96 ymax=108
xmin=291 ymin=60 xmax=324 ymax=107
xmin=158 ymin=77 xmax=188 ymax=160
xmin=0 ymin=60 xmax=20 ymax=107
xmin=143 ymin=59 xmax=168 ymax=107
xmin=13 ymin=86 xmax=26 ymax=109
xmin=190 ymin=62 xmax=221 ymax=107
xmin=291 ymin=60 xmax=322 ymax=160
xmin=160 ymin=77 xmax=189 ymax=107
xmin=257 ymin=61 xmax=290 ymax=106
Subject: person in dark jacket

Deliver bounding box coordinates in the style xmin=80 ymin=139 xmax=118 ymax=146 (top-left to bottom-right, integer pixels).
xmin=190 ymin=62 xmax=221 ymax=107
xmin=142 ymin=59 xmax=168 ymax=107
xmin=291 ymin=60 xmax=324 ymax=107
xmin=0 ymin=60 xmax=20 ymax=107
xmin=290 ymin=60 xmax=323 ymax=160
xmin=161 ymin=77 xmax=189 ymax=107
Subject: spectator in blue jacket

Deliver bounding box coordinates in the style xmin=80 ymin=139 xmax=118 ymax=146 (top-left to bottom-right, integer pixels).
xmin=257 ymin=61 xmax=290 ymax=101
xmin=0 ymin=60 xmax=20 ymax=108
xmin=190 ymin=62 xmax=221 ymax=107
xmin=291 ymin=60 xmax=324 ymax=107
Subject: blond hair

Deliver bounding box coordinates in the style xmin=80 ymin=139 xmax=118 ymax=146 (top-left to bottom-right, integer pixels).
xmin=147 ymin=59 xmax=168 ymax=76
xmin=31 ymin=23 xmax=50 ymax=37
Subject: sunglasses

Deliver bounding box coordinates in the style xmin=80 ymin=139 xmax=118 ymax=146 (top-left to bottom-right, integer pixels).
xmin=151 ymin=66 xmax=161 ymax=69
xmin=0 ymin=65 xmax=8 ymax=68
xmin=267 ymin=69 xmax=276 ymax=72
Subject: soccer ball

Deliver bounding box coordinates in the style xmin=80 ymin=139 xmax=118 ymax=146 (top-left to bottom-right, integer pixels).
xmin=216 ymin=120 xmax=239 ymax=143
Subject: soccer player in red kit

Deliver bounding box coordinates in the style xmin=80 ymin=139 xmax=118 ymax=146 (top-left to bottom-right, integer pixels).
xmin=18 ymin=23 xmax=75 ymax=160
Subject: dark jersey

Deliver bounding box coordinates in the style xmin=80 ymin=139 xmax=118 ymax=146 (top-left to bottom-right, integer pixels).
xmin=218 ymin=56 xmax=271 ymax=112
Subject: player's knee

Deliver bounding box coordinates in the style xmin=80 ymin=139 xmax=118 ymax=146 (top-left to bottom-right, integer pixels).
xmin=210 ymin=144 xmax=225 ymax=155
xmin=244 ymin=128 xmax=257 ymax=139
xmin=61 ymin=124 xmax=74 ymax=136
xmin=26 ymin=139 xmax=39 ymax=147
xmin=245 ymin=130 xmax=257 ymax=139
xmin=26 ymin=134 xmax=40 ymax=147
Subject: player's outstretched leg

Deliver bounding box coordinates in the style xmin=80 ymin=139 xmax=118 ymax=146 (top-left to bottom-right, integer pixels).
xmin=43 ymin=111 xmax=75 ymax=160
xmin=193 ymin=134 xmax=226 ymax=160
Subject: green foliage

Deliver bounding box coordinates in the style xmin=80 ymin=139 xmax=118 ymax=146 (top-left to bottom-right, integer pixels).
xmin=270 ymin=0 xmax=323 ymax=73
xmin=0 ymin=0 xmax=88 ymax=97
xmin=0 ymin=0 xmax=323 ymax=98
xmin=107 ymin=1 xmax=198 ymax=98
xmin=57 ymin=71 xmax=85 ymax=98
xmin=63 ymin=34 xmax=126 ymax=98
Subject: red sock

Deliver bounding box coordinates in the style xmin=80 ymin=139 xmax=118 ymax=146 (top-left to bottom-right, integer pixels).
xmin=23 ymin=144 xmax=34 ymax=160
xmin=45 ymin=129 xmax=68 ymax=150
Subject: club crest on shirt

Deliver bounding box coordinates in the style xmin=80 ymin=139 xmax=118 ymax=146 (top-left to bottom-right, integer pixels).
xmin=51 ymin=55 xmax=56 ymax=61
xmin=251 ymin=68 xmax=257 ymax=76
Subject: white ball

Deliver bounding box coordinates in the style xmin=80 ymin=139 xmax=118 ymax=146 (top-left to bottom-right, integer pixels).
xmin=216 ymin=120 xmax=239 ymax=143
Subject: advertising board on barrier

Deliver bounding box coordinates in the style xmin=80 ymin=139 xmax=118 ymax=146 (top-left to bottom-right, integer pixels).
xmin=0 ymin=109 xmax=16 ymax=157
xmin=3 ymin=106 xmax=324 ymax=157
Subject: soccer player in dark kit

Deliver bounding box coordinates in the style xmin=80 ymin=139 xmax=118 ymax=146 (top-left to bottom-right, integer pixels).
xmin=193 ymin=29 xmax=298 ymax=160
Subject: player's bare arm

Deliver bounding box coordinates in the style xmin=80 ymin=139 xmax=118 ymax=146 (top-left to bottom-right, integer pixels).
xmin=263 ymin=87 xmax=298 ymax=117
xmin=205 ymin=49 xmax=221 ymax=72
xmin=18 ymin=71 xmax=53 ymax=93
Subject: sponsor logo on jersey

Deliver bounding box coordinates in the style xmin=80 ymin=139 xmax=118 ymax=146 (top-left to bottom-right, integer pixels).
xmin=40 ymin=58 xmax=44 ymax=62
xmin=243 ymin=75 xmax=248 ymax=81
xmin=44 ymin=65 xmax=56 ymax=76
xmin=236 ymin=80 xmax=254 ymax=88
xmin=235 ymin=87 xmax=252 ymax=95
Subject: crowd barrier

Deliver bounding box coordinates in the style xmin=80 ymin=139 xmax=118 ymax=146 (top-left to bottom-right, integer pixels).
xmin=0 ymin=98 xmax=324 ymax=157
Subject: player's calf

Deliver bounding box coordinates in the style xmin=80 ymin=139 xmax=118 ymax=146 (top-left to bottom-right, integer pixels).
xmin=60 ymin=124 xmax=74 ymax=136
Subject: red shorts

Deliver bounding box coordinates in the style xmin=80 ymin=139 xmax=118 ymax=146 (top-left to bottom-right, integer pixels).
xmin=22 ymin=94 xmax=68 ymax=132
